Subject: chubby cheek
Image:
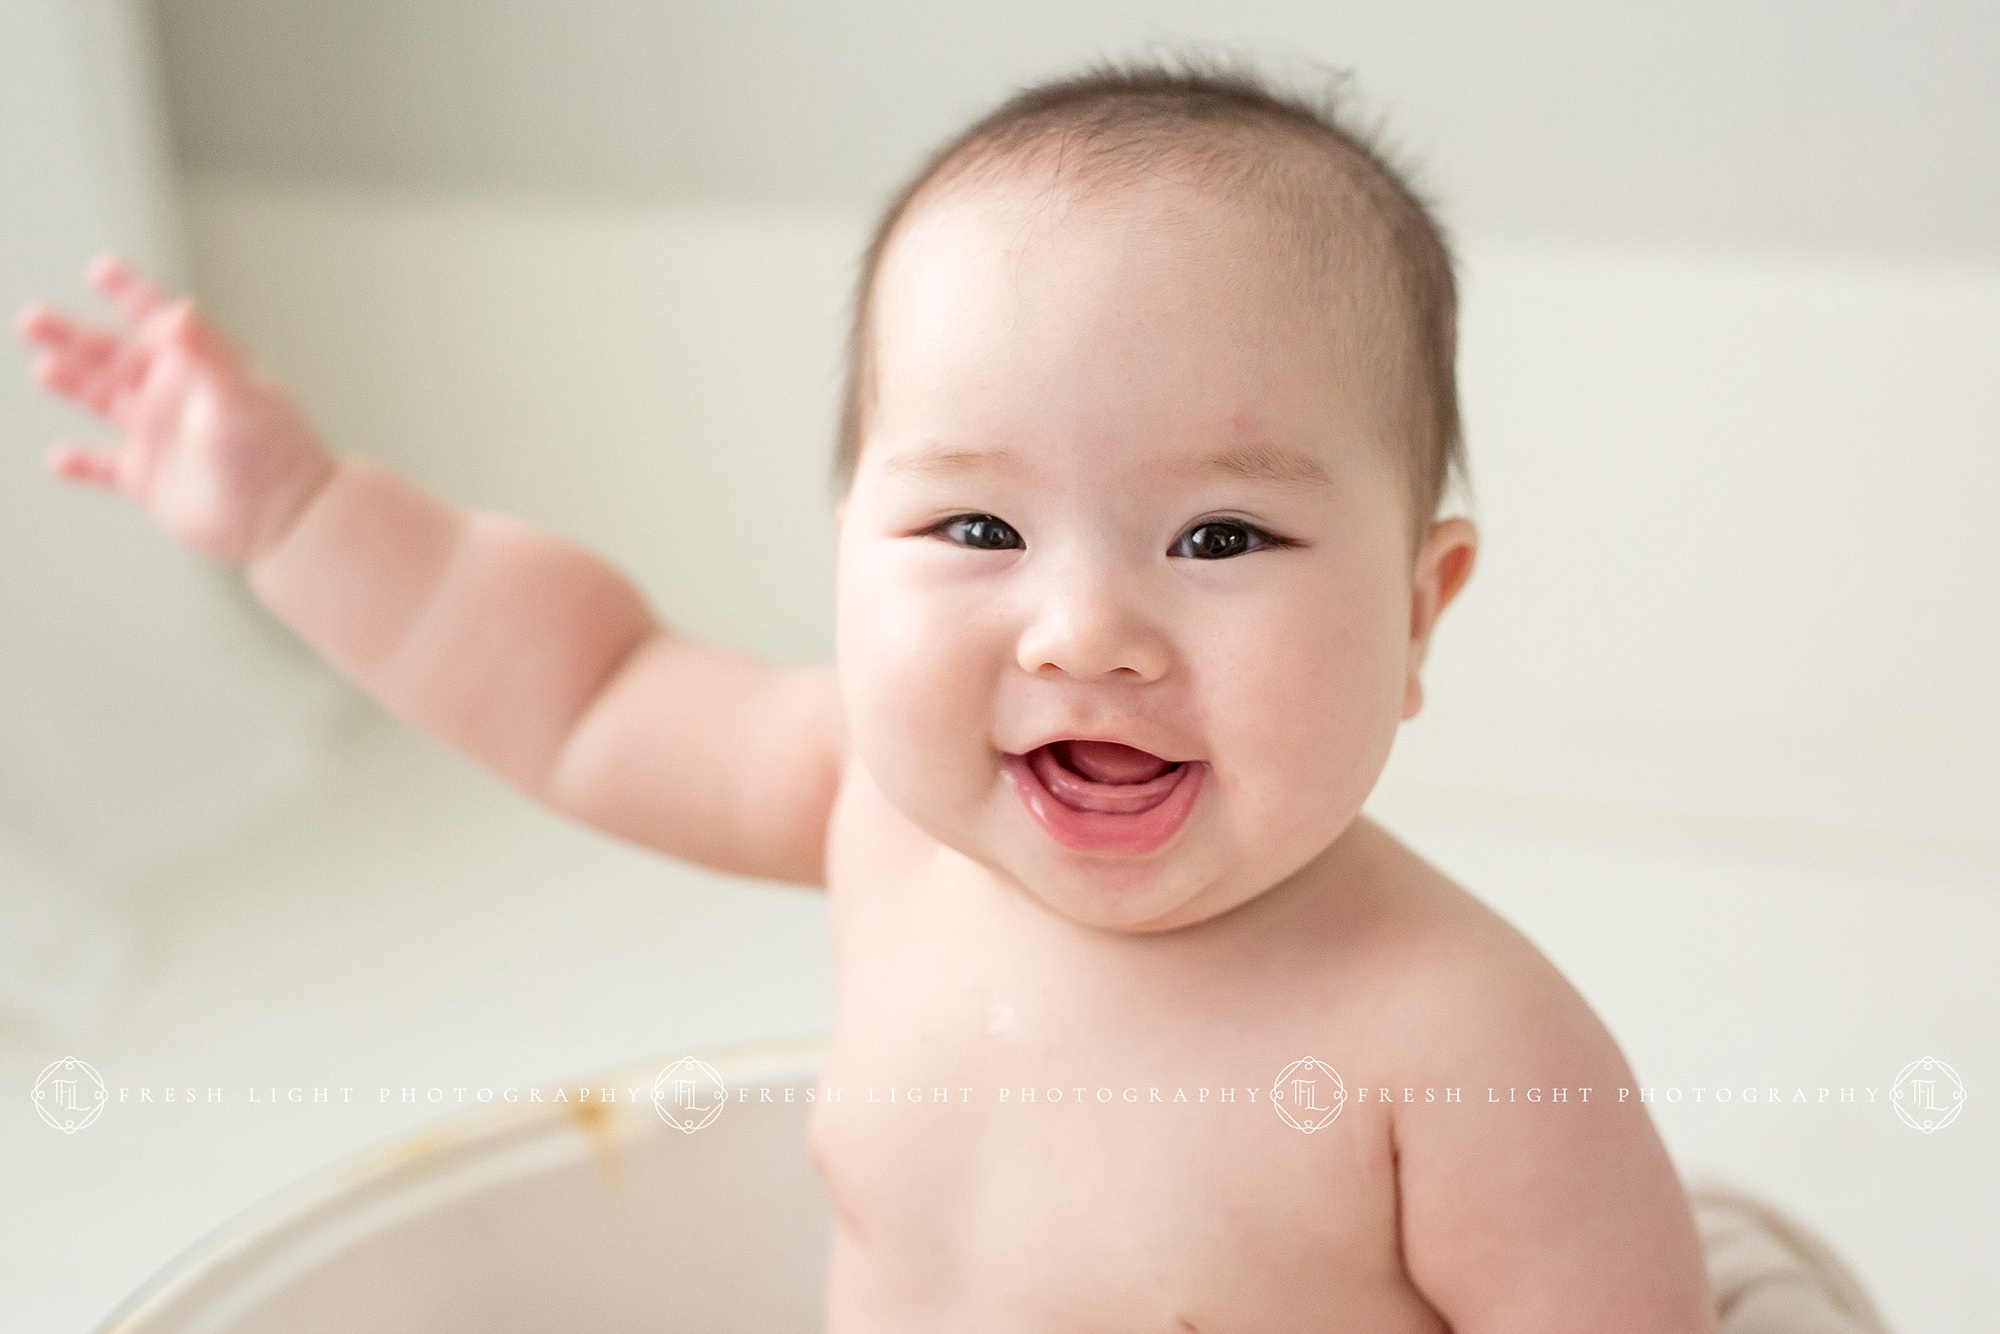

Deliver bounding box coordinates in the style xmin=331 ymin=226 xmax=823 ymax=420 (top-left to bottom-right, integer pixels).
xmin=1196 ymin=579 xmax=1407 ymax=848
xmin=835 ymin=545 xmax=1002 ymax=842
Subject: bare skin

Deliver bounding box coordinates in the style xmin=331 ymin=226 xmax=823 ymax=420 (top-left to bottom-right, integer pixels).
xmin=20 ymin=184 xmax=1716 ymax=1331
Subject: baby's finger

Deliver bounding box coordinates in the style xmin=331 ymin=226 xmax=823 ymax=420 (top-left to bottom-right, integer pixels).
xmin=18 ymin=306 xmax=124 ymax=372
xmin=36 ymin=344 xmax=142 ymax=419
xmin=45 ymin=442 xmax=125 ymax=489
xmin=16 ymin=303 xmax=77 ymax=345
xmin=90 ymin=253 xmax=177 ymax=327
xmin=33 ymin=348 xmax=93 ymax=401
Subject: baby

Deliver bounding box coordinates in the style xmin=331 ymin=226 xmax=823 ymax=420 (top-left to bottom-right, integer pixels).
xmin=21 ymin=62 xmax=1718 ymax=1332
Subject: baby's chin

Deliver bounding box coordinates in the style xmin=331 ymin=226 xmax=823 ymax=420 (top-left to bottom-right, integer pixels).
xmin=1027 ymin=881 xmax=1233 ymax=935
xmin=976 ymin=838 xmax=1246 ymax=935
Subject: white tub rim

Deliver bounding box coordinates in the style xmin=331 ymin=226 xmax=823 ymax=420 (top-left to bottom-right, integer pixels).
xmin=93 ymin=1031 xmax=830 ymax=1334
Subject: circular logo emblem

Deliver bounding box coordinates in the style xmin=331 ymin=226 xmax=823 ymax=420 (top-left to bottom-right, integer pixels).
xmin=1891 ymin=1056 xmax=1966 ymax=1134
xmin=33 ymin=1056 xmax=108 ymax=1134
xmin=651 ymin=1056 xmax=728 ymax=1134
xmin=1271 ymin=1057 xmax=1346 ymax=1134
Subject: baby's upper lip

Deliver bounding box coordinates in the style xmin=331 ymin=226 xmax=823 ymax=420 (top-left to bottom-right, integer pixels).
xmin=1008 ymin=732 xmax=1190 ymax=765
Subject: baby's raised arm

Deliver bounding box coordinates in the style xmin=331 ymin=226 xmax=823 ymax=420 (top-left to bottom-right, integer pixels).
xmin=19 ymin=256 xmax=844 ymax=887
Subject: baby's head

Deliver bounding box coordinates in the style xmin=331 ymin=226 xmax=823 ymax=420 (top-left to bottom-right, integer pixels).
xmin=831 ymin=58 xmax=1478 ymax=933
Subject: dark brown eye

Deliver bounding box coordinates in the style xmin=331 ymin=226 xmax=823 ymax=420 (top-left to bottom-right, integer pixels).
xmin=937 ymin=514 xmax=1022 ymax=550
xmin=1175 ymin=520 xmax=1266 ymax=560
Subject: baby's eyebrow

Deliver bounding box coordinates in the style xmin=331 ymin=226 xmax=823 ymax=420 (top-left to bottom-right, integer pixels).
xmin=877 ymin=444 xmax=1017 ymax=482
xmin=876 ymin=439 xmax=1337 ymax=493
xmin=1173 ymin=441 xmax=1338 ymax=494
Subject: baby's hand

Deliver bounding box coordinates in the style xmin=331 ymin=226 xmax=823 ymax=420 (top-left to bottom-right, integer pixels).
xmin=17 ymin=254 xmax=336 ymax=564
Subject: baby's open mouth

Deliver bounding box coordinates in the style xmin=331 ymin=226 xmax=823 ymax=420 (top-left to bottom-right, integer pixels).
xmin=1027 ymin=740 xmax=1184 ymax=812
xmin=1002 ymin=739 xmax=1207 ymax=857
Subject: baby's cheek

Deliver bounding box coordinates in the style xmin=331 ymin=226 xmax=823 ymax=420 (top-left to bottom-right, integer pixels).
xmin=1223 ymin=600 xmax=1400 ymax=811
xmin=838 ymin=576 xmax=993 ymax=824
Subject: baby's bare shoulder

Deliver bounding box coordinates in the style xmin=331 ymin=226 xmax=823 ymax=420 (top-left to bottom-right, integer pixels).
xmin=1329 ymin=819 xmax=1612 ymax=1067
xmin=1326 ymin=821 xmax=1714 ymax=1333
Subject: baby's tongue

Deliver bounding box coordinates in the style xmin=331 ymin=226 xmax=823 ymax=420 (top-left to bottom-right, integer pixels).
xmin=1056 ymin=740 xmax=1173 ymax=784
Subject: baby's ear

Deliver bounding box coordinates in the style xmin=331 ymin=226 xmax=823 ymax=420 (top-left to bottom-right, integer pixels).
xmin=1402 ymin=516 xmax=1479 ymax=721
xmin=834 ymin=497 xmax=849 ymax=528
xmin=1419 ymin=516 xmax=1478 ymax=623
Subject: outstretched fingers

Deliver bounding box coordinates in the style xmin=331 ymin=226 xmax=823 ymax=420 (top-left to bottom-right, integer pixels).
xmin=19 ymin=304 xmax=123 ymax=370
xmin=32 ymin=340 xmax=144 ymax=420
xmin=19 ymin=301 xmax=145 ymax=419
xmin=21 ymin=257 xmax=245 ymax=475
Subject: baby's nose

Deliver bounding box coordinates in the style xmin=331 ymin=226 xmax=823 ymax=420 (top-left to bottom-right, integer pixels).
xmin=1014 ymin=577 xmax=1172 ymax=683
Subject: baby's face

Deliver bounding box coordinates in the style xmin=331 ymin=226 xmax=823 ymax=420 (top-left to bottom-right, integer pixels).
xmin=835 ymin=175 xmax=1468 ymax=933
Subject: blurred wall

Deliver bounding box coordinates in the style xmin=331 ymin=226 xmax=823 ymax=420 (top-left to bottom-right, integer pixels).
xmin=151 ymin=0 xmax=2000 ymax=262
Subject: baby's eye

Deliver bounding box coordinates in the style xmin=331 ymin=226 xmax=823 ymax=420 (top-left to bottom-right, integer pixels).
xmin=1172 ymin=519 xmax=1288 ymax=560
xmin=929 ymin=513 xmax=1023 ymax=551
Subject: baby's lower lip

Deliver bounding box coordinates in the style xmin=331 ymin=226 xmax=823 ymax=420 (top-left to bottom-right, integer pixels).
xmin=1002 ymin=745 xmax=1206 ymax=857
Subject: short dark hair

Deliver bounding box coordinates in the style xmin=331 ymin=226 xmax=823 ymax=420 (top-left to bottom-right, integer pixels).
xmin=832 ymin=53 xmax=1467 ymax=552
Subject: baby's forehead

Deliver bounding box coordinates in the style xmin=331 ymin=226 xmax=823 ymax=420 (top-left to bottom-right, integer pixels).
xmin=894 ymin=166 xmax=1317 ymax=277
xmin=861 ymin=165 xmax=1430 ymax=514
xmin=872 ymin=169 xmax=1411 ymax=418
xmin=881 ymin=161 xmax=1406 ymax=350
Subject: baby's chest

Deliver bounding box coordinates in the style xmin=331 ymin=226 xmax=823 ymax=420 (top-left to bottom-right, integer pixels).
xmin=812 ymin=1034 xmax=1404 ymax=1304
xmin=810 ymin=864 xmax=1424 ymax=1328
